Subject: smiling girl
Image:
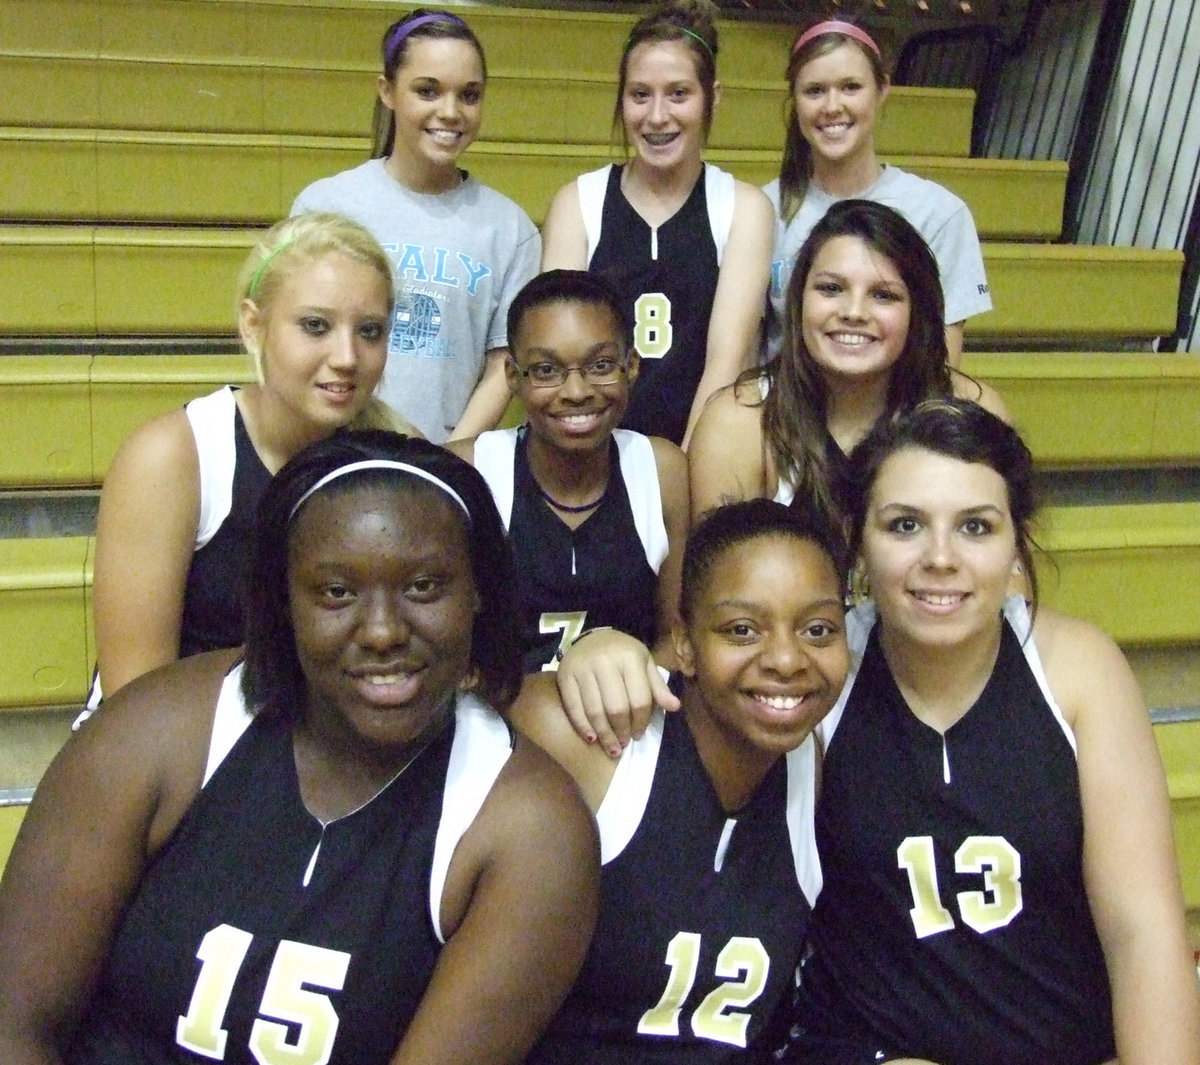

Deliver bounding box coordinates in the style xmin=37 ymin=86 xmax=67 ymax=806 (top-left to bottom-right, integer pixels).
xmin=764 ymin=21 xmax=991 ymax=366
xmin=690 ymin=198 xmax=1006 ymax=531
xmin=449 ymin=270 xmax=689 ymax=678
xmin=556 ymin=201 xmax=1004 ymax=747
xmin=787 ymin=399 xmax=1199 ymax=1065
xmin=0 ymin=432 xmax=599 ymax=1065
xmin=89 ymin=213 xmax=407 ymax=707
xmin=540 ymin=0 xmax=773 ymax=448
xmin=512 ymin=498 xmax=849 ymax=1063
xmin=292 ymin=9 xmax=539 ymax=443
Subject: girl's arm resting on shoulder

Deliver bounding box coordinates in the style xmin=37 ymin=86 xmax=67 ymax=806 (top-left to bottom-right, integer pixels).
xmin=511 ymin=672 xmax=619 ymax=810
xmin=555 ymin=628 xmax=679 ymax=758
xmin=392 ymin=739 xmax=600 ymax=1065
xmin=1049 ymin=613 xmax=1200 ymax=1065
xmin=681 ymin=183 xmax=773 ymax=450
xmin=93 ymin=411 xmax=201 ymax=697
xmin=687 ymin=384 xmax=768 ymax=521
xmin=540 ymin=183 xmax=589 ymax=271
xmin=0 ymin=665 xmax=208 ymax=1063
xmin=650 ymin=437 xmax=688 ymax=674
xmin=449 ymin=349 xmax=512 ymax=441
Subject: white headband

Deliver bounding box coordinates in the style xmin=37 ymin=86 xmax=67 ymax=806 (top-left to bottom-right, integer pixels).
xmin=289 ymin=460 xmax=471 ymax=522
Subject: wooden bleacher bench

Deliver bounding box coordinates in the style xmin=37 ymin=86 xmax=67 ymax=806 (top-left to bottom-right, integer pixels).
xmin=1037 ymin=501 xmax=1200 ymax=646
xmin=963 ymin=352 xmax=1200 ymax=467
xmin=0 ymin=499 xmax=1193 ymax=712
xmin=970 ymin=244 xmax=1183 ymax=343
xmin=2 ymin=351 xmax=1197 ymax=490
xmin=0 ymin=536 xmax=91 ymax=709
xmin=0 ymin=356 xmax=92 ymax=487
xmin=0 ymin=354 xmax=251 ymax=487
xmin=0 ymin=795 xmax=31 ymax=881
xmin=0 ymin=126 xmax=1067 ymax=239
xmin=1 ymin=2 xmax=790 ymax=87
xmin=90 ymin=354 xmax=254 ymax=476
xmin=0 ymin=227 xmax=1180 ymax=339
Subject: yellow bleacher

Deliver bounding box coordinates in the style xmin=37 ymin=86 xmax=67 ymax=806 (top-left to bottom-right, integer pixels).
xmin=0 ymin=801 xmax=28 ymax=879
xmin=0 ymin=228 xmax=1181 ymax=339
xmin=2 ymin=351 xmax=1198 ymax=489
xmin=0 ymin=126 xmax=1068 ymax=237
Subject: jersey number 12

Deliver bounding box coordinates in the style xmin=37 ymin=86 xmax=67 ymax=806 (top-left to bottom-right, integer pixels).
xmin=637 ymin=931 xmax=769 ymax=1047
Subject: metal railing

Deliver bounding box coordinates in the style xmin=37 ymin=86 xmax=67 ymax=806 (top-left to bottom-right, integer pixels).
xmin=897 ymin=0 xmax=1200 ymax=351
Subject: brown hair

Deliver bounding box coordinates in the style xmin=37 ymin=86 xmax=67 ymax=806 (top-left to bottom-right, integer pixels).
xmin=778 ymin=22 xmax=888 ymax=223
xmin=370 ymin=9 xmax=487 ymax=159
xmin=613 ymin=0 xmax=720 ymax=153
xmin=740 ymin=199 xmax=951 ymax=530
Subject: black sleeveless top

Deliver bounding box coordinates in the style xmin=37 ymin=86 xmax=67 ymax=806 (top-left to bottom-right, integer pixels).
xmin=179 ymin=401 xmax=270 ymax=658
xmin=589 ymin=164 xmax=720 ymax=445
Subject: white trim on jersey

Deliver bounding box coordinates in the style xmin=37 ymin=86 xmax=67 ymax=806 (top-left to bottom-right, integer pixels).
xmin=704 ymin=164 xmax=736 ymax=263
xmin=819 ymin=597 xmax=1077 ymax=758
xmin=472 ymin=426 xmax=668 ymax=571
xmin=1004 ymin=596 xmax=1077 ymax=755
xmin=428 ymin=694 xmax=514 ymax=943
xmin=203 ymin=661 xmax=255 ymax=787
xmin=596 ymin=699 xmax=821 ymax=901
xmin=578 ymin=166 xmax=611 ymax=266
xmin=186 ymin=386 xmax=238 ymax=551
xmin=202 ymin=670 xmax=514 ymax=940
xmin=614 ymin=430 xmax=669 ymax=571
xmin=595 ymin=707 xmax=665 ymax=863
xmin=471 ymin=427 xmax=517 ymax=530
xmin=785 ymin=736 xmax=823 ymax=906
xmin=577 ymin=164 xmax=736 ymax=267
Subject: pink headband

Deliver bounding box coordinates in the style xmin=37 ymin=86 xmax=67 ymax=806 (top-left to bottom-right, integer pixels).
xmin=792 ymin=20 xmax=881 ymax=59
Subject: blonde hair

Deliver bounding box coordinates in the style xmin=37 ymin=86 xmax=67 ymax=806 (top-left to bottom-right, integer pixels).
xmin=237 ymin=213 xmax=418 ymax=435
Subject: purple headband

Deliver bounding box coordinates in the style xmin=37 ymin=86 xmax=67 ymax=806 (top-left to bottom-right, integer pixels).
xmin=385 ymin=12 xmax=468 ymax=65
xmin=792 ymin=20 xmax=881 ymax=59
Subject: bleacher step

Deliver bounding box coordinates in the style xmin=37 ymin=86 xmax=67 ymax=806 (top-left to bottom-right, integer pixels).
xmin=0 ymin=127 xmax=1065 ymax=238
xmin=0 ymin=229 xmax=1178 ymax=339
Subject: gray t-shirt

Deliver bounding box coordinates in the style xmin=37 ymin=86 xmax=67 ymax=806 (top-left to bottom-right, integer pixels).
xmin=292 ymin=159 xmax=540 ymax=441
xmin=763 ymin=166 xmax=992 ymax=362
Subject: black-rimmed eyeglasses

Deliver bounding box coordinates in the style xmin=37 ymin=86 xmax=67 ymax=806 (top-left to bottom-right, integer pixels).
xmin=509 ymin=356 xmax=628 ymax=389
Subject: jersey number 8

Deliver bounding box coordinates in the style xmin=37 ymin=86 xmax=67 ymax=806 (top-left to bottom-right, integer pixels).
xmin=633 ymin=293 xmax=673 ymax=359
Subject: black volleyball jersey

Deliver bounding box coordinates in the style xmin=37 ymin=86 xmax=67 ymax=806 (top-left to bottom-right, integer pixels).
xmin=580 ymin=164 xmax=733 ymax=444
xmin=527 ymin=709 xmax=821 ymax=1065
xmin=796 ymin=599 xmax=1115 ymax=1065
xmin=180 ymin=387 xmax=270 ymax=659
xmin=68 ymin=667 xmax=513 ymax=1065
xmin=473 ymin=426 xmax=666 ymax=672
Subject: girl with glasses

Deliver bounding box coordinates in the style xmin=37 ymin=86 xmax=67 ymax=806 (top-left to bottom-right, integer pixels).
xmin=449 ymin=270 xmax=689 ymax=699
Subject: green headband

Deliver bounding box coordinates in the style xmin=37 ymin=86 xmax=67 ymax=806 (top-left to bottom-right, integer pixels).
xmin=625 ymin=25 xmax=715 ymax=62
xmin=246 ymin=238 xmax=297 ymax=299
